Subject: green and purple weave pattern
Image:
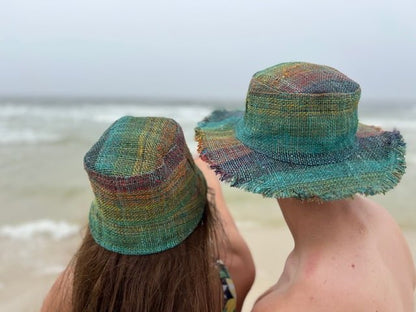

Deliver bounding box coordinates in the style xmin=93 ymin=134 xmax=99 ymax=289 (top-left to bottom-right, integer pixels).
xmin=196 ymin=62 xmax=406 ymax=201
xmin=85 ymin=116 xmax=206 ymax=255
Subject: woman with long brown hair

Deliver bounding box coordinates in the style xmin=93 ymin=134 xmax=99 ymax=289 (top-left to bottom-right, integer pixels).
xmin=41 ymin=116 xmax=254 ymax=312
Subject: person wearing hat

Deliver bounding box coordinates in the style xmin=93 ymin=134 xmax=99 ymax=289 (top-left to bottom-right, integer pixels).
xmin=41 ymin=116 xmax=255 ymax=312
xmin=196 ymin=62 xmax=416 ymax=311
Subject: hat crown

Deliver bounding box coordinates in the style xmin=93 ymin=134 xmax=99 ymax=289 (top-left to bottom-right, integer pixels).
xmin=237 ymin=62 xmax=361 ymax=164
xmin=84 ymin=116 xmax=206 ymax=255
xmin=249 ymin=62 xmax=359 ymax=95
xmin=195 ymin=62 xmax=406 ymax=201
xmin=85 ymin=116 xmax=181 ymax=178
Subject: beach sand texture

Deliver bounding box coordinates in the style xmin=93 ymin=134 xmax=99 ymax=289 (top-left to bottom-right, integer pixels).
xmin=0 ymin=183 xmax=415 ymax=312
xmin=0 ymin=190 xmax=415 ymax=312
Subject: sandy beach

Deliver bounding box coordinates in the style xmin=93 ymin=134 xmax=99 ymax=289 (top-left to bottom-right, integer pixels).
xmin=1 ymin=186 xmax=414 ymax=312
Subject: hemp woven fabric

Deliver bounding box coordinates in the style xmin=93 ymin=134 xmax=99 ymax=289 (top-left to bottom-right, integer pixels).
xmin=84 ymin=116 xmax=206 ymax=255
xmin=195 ymin=62 xmax=406 ymax=201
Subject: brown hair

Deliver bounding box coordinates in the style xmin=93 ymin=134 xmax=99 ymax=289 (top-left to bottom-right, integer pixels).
xmin=71 ymin=194 xmax=224 ymax=312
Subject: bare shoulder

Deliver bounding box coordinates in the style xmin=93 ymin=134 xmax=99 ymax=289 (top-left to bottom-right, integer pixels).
xmin=361 ymin=197 xmax=403 ymax=229
xmin=358 ymin=198 xmax=410 ymax=251
xmin=362 ymin=197 xmax=416 ymax=294
xmin=251 ymin=283 xmax=359 ymax=312
xmin=363 ymin=198 xmax=413 ymax=260
xmin=251 ymin=288 xmax=286 ymax=312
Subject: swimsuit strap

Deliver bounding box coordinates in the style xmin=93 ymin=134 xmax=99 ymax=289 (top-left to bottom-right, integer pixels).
xmin=217 ymin=260 xmax=237 ymax=312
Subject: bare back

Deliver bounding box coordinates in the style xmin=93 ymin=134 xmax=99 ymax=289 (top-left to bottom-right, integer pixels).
xmin=253 ymin=197 xmax=416 ymax=312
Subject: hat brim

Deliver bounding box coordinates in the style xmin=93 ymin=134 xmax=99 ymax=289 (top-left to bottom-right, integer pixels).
xmin=195 ymin=110 xmax=406 ymax=201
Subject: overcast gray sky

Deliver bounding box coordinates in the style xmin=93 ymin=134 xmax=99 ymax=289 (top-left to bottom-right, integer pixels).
xmin=1 ymin=0 xmax=415 ymax=101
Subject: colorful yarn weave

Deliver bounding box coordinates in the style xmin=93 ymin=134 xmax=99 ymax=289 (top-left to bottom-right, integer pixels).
xmin=85 ymin=116 xmax=206 ymax=255
xmin=195 ymin=62 xmax=406 ymax=201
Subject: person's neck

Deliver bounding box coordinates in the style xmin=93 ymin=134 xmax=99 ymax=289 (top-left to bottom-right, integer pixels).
xmin=277 ymin=196 xmax=367 ymax=253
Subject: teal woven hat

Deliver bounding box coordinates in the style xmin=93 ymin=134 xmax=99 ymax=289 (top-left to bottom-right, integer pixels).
xmin=196 ymin=62 xmax=406 ymax=201
xmin=84 ymin=116 xmax=206 ymax=255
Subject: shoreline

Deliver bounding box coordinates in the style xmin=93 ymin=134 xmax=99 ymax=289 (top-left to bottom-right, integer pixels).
xmin=0 ymin=185 xmax=415 ymax=311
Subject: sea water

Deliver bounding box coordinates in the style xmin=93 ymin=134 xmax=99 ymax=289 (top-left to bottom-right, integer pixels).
xmin=0 ymin=98 xmax=415 ymax=310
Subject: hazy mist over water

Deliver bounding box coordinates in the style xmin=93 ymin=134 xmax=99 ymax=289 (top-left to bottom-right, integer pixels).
xmin=2 ymin=0 xmax=416 ymax=100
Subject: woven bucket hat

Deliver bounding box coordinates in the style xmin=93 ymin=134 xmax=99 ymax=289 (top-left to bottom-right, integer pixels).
xmin=195 ymin=62 xmax=406 ymax=201
xmin=84 ymin=116 xmax=207 ymax=255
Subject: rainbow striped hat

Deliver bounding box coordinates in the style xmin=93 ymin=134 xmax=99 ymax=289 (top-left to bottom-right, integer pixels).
xmin=84 ymin=116 xmax=206 ymax=255
xmin=195 ymin=62 xmax=406 ymax=201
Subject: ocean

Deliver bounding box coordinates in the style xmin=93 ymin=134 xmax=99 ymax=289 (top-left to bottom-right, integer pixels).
xmin=0 ymin=97 xmax=415 ymax=311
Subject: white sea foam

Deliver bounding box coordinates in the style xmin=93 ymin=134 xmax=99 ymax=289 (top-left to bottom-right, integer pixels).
xmin=92 ymin=105 xmax=212 ymax=124
xmin=0 ymin=105 xmax=30 ymax=117
xmin=0 ymin=128 xmax=61 ymax=144
xmin=1 ymin=101 xmax=412 ymax=146
xmin=0 ymin=102 xmax=213 ymax=144
xmin=92 ymin=105 xmax=172 ymax=123
xmin=0 ymin=104 xmax=78 ymax=120
xmin=0 ymin=103 xmax=211 ymax=123
xmin=0 ymin=220 xmax=80 ymax=241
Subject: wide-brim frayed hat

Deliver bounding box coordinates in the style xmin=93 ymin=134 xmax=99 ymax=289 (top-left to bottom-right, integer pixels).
xmin=84 ymin=116 xmax=207 ymax=255
xmin=195 ymin=62 xmax=406 ymax=201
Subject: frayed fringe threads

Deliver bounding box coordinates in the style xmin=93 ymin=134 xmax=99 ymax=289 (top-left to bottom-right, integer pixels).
xmin=195 ymin=127 xmax=406 ymax=202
